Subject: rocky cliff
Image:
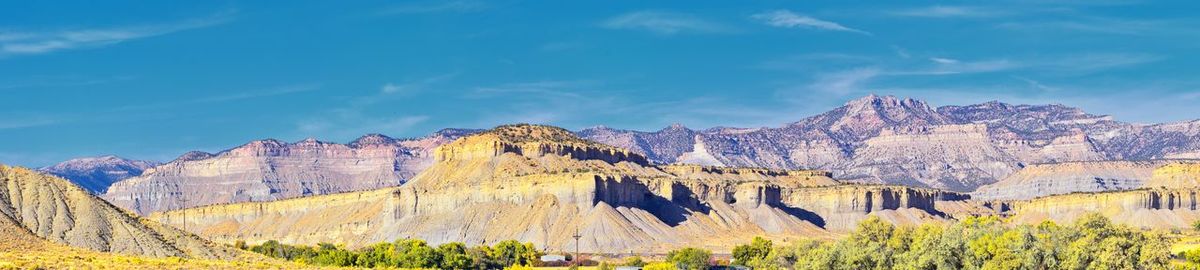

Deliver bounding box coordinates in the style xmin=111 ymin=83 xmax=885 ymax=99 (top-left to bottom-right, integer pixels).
xmin=1009 ymin=188 xmax=1200 ymax=229
xmin=581 ymin=95 xmax=1200 ymax=192
xmin=0 ymin=165 xmax=242 ymax=259
xmin=39 ymin=155 xmax=158 ymax=194
xmin=103 ymin=129 xmax=477 ymax=215
xmin=972 ymin=160 xmax=1174 ymax=200
xmin=1003 ymin=161 xmax=1200 ymax=229
xmin=154 ymin=124 xmax=965 ymax=252
xmin=1143 ymin=162 xmax=1200 ymax=188
xmin=59 ymin=94 xmax=1200 ymax=211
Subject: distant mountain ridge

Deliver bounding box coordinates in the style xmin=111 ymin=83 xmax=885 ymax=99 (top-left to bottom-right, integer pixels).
xmin=44 ymin=95 xmax=1200 ymax=213
xmin=102 ymin=128 xmax=480 ymax=215
xmin=580 ymin=94 xmax=1200 ymax=191
xmin=39 ymin=155 xmax=158 ymax=193
xmin=153 ymin=124 xmax=963 ymax=252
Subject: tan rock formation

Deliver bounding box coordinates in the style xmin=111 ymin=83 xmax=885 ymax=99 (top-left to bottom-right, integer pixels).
xmin=1009 ymin=188 xmax=1200 ymax=229
xmin=1144 ymin=162 xmax=1200 ymax=188
xmin=0 ymin=165 xmax=243 ymax=259
xmin=104 ymin=130 xmax=472 ymax=215
xmin=972 ymin=160 xmax=1171 ymax=201
xmin=155 ymin=124 xmax=962 ymax=252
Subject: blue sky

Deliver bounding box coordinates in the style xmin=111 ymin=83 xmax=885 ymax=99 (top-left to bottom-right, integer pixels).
xmin=2 ymin=0 xmax=1199 ymax=166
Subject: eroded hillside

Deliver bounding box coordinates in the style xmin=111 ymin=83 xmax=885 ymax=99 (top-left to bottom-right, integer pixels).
xmin=155 ymin=124 xmax=969 ymax=252
xmin=0 ymin=165 xmax=244 ymax=259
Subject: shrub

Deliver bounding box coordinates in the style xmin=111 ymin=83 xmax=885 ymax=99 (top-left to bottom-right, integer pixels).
xmin=667 ymin=247 xmax=711 ymax=270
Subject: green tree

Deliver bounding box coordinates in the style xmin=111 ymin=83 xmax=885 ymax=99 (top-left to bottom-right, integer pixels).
xmin=492 ymin=240 xmax=539 ymax=267
xmin=732 ymin=237 xmax=772 ymax=266
xmin=438 ymin=242 xmax=474 ymax=269
xmin=667 ymin=247 xmax=711 ymax=270
xmin=623 ymin=256 xmax=646 ymax=267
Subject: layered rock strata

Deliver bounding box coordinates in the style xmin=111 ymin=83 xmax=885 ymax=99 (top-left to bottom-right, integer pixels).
xmin=104 ymin=129 xmax=477 ymax=215
xmin=156 ymin=125 xmax=964 ymax=252
xmin=972 ymin=160 xmax=1174 ymax=200
xmin=582 ymin=95 xmax=1200 ymax=192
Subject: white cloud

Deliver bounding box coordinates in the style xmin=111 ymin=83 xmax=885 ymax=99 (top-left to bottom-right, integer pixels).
xmin=602 ymin=11 xmax=729 ymax=34
xmin=0 ymin=115 xmax=60 ymax=130
xmin=889 ymin=6 xmax=1004 ymax=18
xmin=996 ymin=16 xmax=1195 ymax=36
xmin=929 ymin=57 xmax=960 ymax=64
xmin=381 ymin=73 xmax=457 ymax=94
xmin=1014 ymin=76 xmax=1063 ymax=92
xmin=808 ymin=68 xmax=881 ymax=95
xmin=894 ymin=59 xmax=1020 ymax=75
xmin=0 ymin=12 xmax=233 ymax=57
xmin=750 ymin=10 xmax=870 ymax=35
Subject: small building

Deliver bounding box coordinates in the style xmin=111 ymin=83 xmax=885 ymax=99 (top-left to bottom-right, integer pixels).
xmin=540 ymin=254 xmax=567 ymax=263
xmin=615 ymin=266 xmax=642 ymax=270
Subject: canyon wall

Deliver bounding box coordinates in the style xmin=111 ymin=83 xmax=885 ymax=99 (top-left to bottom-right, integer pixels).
xmin=156 ymin=125 xmax=964 ymax=252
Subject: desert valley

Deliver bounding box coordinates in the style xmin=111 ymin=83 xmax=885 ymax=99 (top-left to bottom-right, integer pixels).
xmin=4 ymin=95 xmax=1200 ymax=269
xmin=5 ymin=1 xmax=1200 ymax=268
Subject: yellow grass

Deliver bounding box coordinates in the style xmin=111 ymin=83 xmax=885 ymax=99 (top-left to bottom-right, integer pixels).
xmin=0 ymin=246 xmax=333 ymax=270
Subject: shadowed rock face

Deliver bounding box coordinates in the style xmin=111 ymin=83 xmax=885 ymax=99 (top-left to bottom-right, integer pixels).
xmin=581 ymin=95 xmax=1200 ymax=192
xmin=156 ymin=124 xmax=965 ymax=252
xmin=103 ymin=129 xmax=479 ymax=215
xmin=0 ymin=165 xmax=242 ymax=259
xmin=39 ymin=155 xmax=158 ymax=194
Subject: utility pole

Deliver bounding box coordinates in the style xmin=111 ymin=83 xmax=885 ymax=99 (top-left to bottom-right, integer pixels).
xmin=572 ymin=229 xmax=582 ymax=267
xmin=178 ymin=197 xmax=190 ymax=233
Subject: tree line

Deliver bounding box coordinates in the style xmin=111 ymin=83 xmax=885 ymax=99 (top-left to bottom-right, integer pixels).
xmin=731 ymin=213 xmax=1176 ymax=270
xmin=241 ymin=238 xmax=539 ymax=269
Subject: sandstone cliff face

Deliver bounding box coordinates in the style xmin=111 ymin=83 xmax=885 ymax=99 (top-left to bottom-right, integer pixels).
xmin=0 ymin=165 xmax=242 ymax=259
xmin=1143 ymin=162 xmax=1200 ymax=188
xmin=972 ymin=160 xmax=1172 ymax=200
xmin=157 ymin=124 xmax=963 ymax=252
xmin=39 ymin=155 xmax=158 ymax=194
xmin=103 ymin=129 xmax=476 ymax=215
xmin=1010 ymin=188 xmax=1200 ymax=229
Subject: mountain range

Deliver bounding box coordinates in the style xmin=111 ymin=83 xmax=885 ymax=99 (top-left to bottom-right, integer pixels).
xmin=40 ymin=94 xmax=1200 ymax=214
xmin=151 ymin=124 xmax=968 ymax=252
xmin=152 ymin=124 xmax=1200 ymax=252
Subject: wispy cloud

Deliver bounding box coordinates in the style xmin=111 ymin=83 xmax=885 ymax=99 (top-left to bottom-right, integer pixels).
xmin=929 ymin=57 xmax=960 ymax=64
xmin=196 ymin=84 xmax=320 ymax=103
xmin=0 ymin=11 xmax=233 ymax=57
xmin=381 ymin=73 xmax=457 ymax=95
xmin=0 ymin=75 xmax=136 ymax=90
xmin=997 ymin=16 xmax=1194 ymax=35
xmin=751 ymin=10 xmax=870 ymax=35
xmin=807 ymin=68 xmax=880 ymax=95
xmin=896 ymin=59 xmax=1020 ymax=75
xmin=379 ymin=0 xmax=486 ymax=14
xmin=114 ymin=84 xmax=320 ymax=111
xmin=0 ymin=115 xmax=60 ymax=130
xmin=602 ymin=11 xmax=730 ymax=35
xmin=1014 ymin=76 xmax=1063 ymax=92
xmin=888 ymin=6 xmax=1006 ymax=18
